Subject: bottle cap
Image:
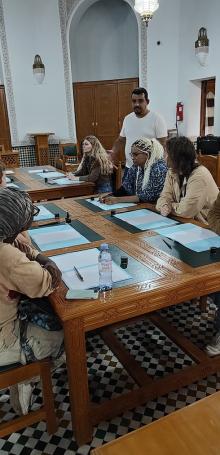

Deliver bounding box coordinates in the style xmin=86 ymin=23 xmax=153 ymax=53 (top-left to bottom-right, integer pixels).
xmin=210 ymin=247 xmax=217 ymax=255
xmin=100 ymin=243 xmax=109 ymax=250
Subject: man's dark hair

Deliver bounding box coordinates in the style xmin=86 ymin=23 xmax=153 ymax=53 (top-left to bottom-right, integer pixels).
xmin=167 ymin=136 xmax=199 ymax=177
xmin=132 ymin=87 xmax=148 ymax=101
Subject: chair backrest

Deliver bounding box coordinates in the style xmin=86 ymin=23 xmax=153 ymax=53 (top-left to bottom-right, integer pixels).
xmin=112 ymin=162 xmax=122 ymax=191
xmin=197 ymin=152 xmax=220 ymax=187
xmin=0 ymin=144 xmax=5 ymax=153
xmin=197 ymin=135 xmax=220 ymax=155
xmin=0 ymin=359 xmax=57 ymax=437
xmin=0 ymin=150 xmax=19 ymax=168
xmin=60 ymin=143 xmax=78 ymax=159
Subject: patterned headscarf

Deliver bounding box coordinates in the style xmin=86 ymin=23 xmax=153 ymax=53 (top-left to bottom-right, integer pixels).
xmin=0 ymin=188 xmax=34 ymax=242
xmin=132 ymin=138 xmax=164 ymax=189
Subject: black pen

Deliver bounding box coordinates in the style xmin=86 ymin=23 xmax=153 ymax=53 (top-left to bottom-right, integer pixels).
xmin=73 ymin=266 xmax=84 ymax=281
xmin=162 ymin=238 xmax=172 ymax=249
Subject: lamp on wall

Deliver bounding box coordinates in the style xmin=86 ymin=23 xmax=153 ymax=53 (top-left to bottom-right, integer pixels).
xmin=195 ymin=28 xmax=209 ymax=67
xmin=134 ymin=0 xmax=159 ymax=26
xmin=33 ymin=55 xmax=45 ymax=84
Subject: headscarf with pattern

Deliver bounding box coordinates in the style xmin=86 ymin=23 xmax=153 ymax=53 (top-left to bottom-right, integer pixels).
xmin=0 ymin=187 xmax=34 ymax=241
xmin=132 ymin=137 xmax=164 ymax=190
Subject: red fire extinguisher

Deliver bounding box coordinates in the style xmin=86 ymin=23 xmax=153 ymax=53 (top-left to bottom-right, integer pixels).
xmin=176 ymin=102 xmax=184 ymax=122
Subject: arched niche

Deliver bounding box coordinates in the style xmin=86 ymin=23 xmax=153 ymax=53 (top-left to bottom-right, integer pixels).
xmin=69 ymin=0 xmax=139 ymax=82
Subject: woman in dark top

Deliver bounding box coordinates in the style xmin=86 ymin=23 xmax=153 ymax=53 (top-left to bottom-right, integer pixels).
xmin=100 ymin=137 xmax=167 ymax=204
xmin=68 ymin=135 xmax=113 ymax=193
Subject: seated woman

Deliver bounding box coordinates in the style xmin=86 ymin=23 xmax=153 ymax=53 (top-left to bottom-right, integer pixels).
xmin=156 ymin=136 xmax=219 ymax=223
xmin=0 ymin=187 xmax=64 ymax=414
xmin=205 ymin=193 xmax=220 ymax=356
xmin=100 ymin=137 xmax=167 ymax=204
xmin=68 ymin=135 xmax=113 ymax=193
xmin=0 ymin=161 xmax=30 ymax=244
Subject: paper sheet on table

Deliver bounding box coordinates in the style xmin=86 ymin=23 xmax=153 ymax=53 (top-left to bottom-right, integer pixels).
xmin=6 ymin=177 xmax=11 ymax=183
xmin=85 ymin=197 xmax=136 ymax=211
xmin=52 ymin=177 xmax=81 ymax=185
xmin=38 ymin=171 xmax=64 ymax=178
xmin=7 ymin=183 xmax=19 ymax=188
xmin=29 ymin=223 xmax=90 ymax=251
xmin=34 ymin=205 xmax=55 ymax=221
xmin=50 ymin=248 xmax=131 ymax=290
xmin=114 ymin=209 xmax=178 ymax=230
xmin=5 ymin=170 xmax=14 ymax=175
xmin=28 ymin=169 xmax=48 ymax=173
xmin=154 ymin=223 xmax=220 ymax=252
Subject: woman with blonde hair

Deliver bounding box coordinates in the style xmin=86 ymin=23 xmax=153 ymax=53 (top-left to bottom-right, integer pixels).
xmin=68 ymin=135 xmax=113 ymax=193
xmin=100 ymin=137 xmax=167 ymax=204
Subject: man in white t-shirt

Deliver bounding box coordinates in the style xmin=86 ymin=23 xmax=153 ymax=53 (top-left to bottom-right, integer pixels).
xmin=112 ymin=87 xmax=167 ymax=178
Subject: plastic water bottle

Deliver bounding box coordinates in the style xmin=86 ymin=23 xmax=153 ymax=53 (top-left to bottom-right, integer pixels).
xmin=98 ymin=243 xmax=112 ymax=292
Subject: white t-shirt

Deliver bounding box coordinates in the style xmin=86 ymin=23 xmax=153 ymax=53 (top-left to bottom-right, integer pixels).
xmin=120 ymin=111 xmax=167 ymax=168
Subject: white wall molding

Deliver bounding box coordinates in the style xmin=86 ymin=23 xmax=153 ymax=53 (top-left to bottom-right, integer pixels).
xmin=0 ymin=0 xmax=19 ymax=145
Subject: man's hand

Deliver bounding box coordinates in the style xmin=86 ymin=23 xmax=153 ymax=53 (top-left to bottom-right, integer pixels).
xmin=160 ymin=204 xmax=171 ymax=217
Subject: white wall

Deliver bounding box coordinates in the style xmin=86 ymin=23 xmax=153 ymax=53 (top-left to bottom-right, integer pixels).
xmin=178 ymin=0 xmax=220 ymax=137
xmin=0 ymin=57 xmax=3 ymax=84
xmin=2 ymin=0 xmax=69 ymax=144
xmin=147 ymin=0 xmax=181 ymax=130
xmin=69 ymin=0 xmax=139 ymax=82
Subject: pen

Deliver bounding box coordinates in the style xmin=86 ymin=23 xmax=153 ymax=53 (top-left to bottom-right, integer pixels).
xmin=73 ymin=265 xmax=84 ymax=281
xmin=162 ymin=239 xmax=172 ymax=249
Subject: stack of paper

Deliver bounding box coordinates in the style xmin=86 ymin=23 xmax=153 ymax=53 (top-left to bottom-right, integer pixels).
xmin=38 ymin=171 xmax=64 ymax=179
xmin=85 ymin=197 xmax=136 ymax=211
xmin=7 ymin=183 xmax=19 ymax=188
xmin=114 ymin=209 xmax=178 ymax=230
xmin=28 ymin=169 xmax=47 ymax=174
xmin=154 ymin=223 xmax=220 ymax=252
xmin=34 ymin=205 xmax=55 ymax=221
xmin=28 ymin=223 xmax=90 ymax=251
xmin=52 ymin=177 xmax=80 ymax=186
xmin=50 ymin=248 xmax=131 ymax=290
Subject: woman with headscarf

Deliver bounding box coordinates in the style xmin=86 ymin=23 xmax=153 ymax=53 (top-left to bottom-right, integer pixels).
xmin=100 ymin=137 xmax=167 ymax=204
xmin=0 ymin=187 xmax=64 ymax=415
xmin=67 ymin=135 xmax=113 ymax=193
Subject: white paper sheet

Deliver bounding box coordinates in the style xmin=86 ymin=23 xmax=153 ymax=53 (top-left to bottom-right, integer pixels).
xmin=38 ymin=171 xmax=64 ymax=178
xmin=5 ymin=170 xmax=14 ymax=175
xmin=52 ymin=177 xmax=81 ymax=186
xmin=114 ymin=209 xmax=177 ymax=230
xmin=28 ymin=169 xmax=48 ymax=174
xmin=7 ymin=183 xmax=19 ymax=188
xmin=29 ymin=224 xmax=89 ymax=251
xmin=50 ymin=248 xmax=131 ymax=290
xmin=34 ymin=206 xmax=54 ymax=221
xmin=6 ymin=177 xmax=11 ymax=183
xmin=85 ymin=198 xmax=136 ymax=211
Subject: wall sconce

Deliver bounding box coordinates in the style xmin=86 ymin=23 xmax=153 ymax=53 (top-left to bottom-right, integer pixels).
xmin=195 ymin=28 xmax=209 ymax=66
xmin=33 ymin=54 xmax=45 ymax=84
xmin=134 ymin=0 xmax=159 ymax=26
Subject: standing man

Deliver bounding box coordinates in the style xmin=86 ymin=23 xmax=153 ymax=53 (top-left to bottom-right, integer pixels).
xmin=112 ymin=87 xmax=167 ymax=179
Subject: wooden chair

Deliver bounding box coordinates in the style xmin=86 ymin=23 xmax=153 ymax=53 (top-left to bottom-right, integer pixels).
xmin=0 ymin=359 xmax=57 ymax=437
xmin=197 ymin=151 xmax=220 ymax=187
xmin=112 ymin=162 xmax=122 ymax=191
xmin=0 ymin=144 xmax=5 ymax=153
xmin=56 ymin=143 xmax=79 ymax=171
xmin=0 ymin=150 xmax=20 ymax=168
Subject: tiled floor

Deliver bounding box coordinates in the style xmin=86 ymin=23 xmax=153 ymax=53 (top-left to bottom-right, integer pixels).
xmin=1 ymin=300 xmax=219 ymax=455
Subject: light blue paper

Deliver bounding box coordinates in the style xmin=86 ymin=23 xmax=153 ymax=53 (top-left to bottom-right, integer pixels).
xmin=29 ymin=223 xmax=90 ymax=251
xmin=114 ymin=209 xmax=178 ymax=230
xmin=34 ymin=205 xmax=55 ymax=221
xmin=86 ymin=198 xmax=136 ymax=211
xmin=38 ymin=171 xmax=63 ymax=178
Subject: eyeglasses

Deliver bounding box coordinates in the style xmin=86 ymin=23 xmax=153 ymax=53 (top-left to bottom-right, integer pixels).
xmin=33 ymin=205 xmax=40 ymax=217
xmin=130 ymin=151 xmax=145 ymax=157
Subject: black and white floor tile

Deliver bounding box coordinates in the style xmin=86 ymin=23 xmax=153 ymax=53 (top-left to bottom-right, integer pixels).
xmin=1 ymin=300 xmax=220 ymax=455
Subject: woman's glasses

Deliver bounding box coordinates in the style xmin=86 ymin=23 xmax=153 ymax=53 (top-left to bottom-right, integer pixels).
xmin=33 ymin=205 xmax=40 ymax=217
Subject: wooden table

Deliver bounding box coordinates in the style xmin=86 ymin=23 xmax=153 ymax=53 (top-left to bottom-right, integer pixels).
xmin=7 ymin=165 xmax=95 ymax=201
xmin=91 ymin=392 xmax=220 ymax=454
xmin=44 ymin=204 xmax=220 ymax=446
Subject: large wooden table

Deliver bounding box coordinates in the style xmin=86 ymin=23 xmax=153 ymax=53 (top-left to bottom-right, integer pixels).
xmin=91 ymin=392 xmax=220 ymax=454
xmin=34 ymin=199 xmax=220 ymax=446
xmin=7 ymin=165 xmax=94 ymax=201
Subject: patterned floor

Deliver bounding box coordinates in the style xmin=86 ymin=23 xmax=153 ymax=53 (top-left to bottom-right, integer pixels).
xmin=1 ymin=299 xmax=220 ymax=455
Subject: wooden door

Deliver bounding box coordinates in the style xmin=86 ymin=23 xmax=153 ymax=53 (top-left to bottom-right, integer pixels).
xmin=200 ymin=79 xmax=215 ymax=136
xmin=94 ymin=83 xmax=118 ymax=149
xmin=73 ymin=84 xmax=96 ymax=146
xmin=118 ymin=78 xmax=138 ymax=132
xmin=0 ymin=85 xmax=11 ymax=150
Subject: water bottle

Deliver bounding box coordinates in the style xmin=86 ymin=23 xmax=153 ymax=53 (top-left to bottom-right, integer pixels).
xmin=98 ymin=243 xmax=112 ymax=292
